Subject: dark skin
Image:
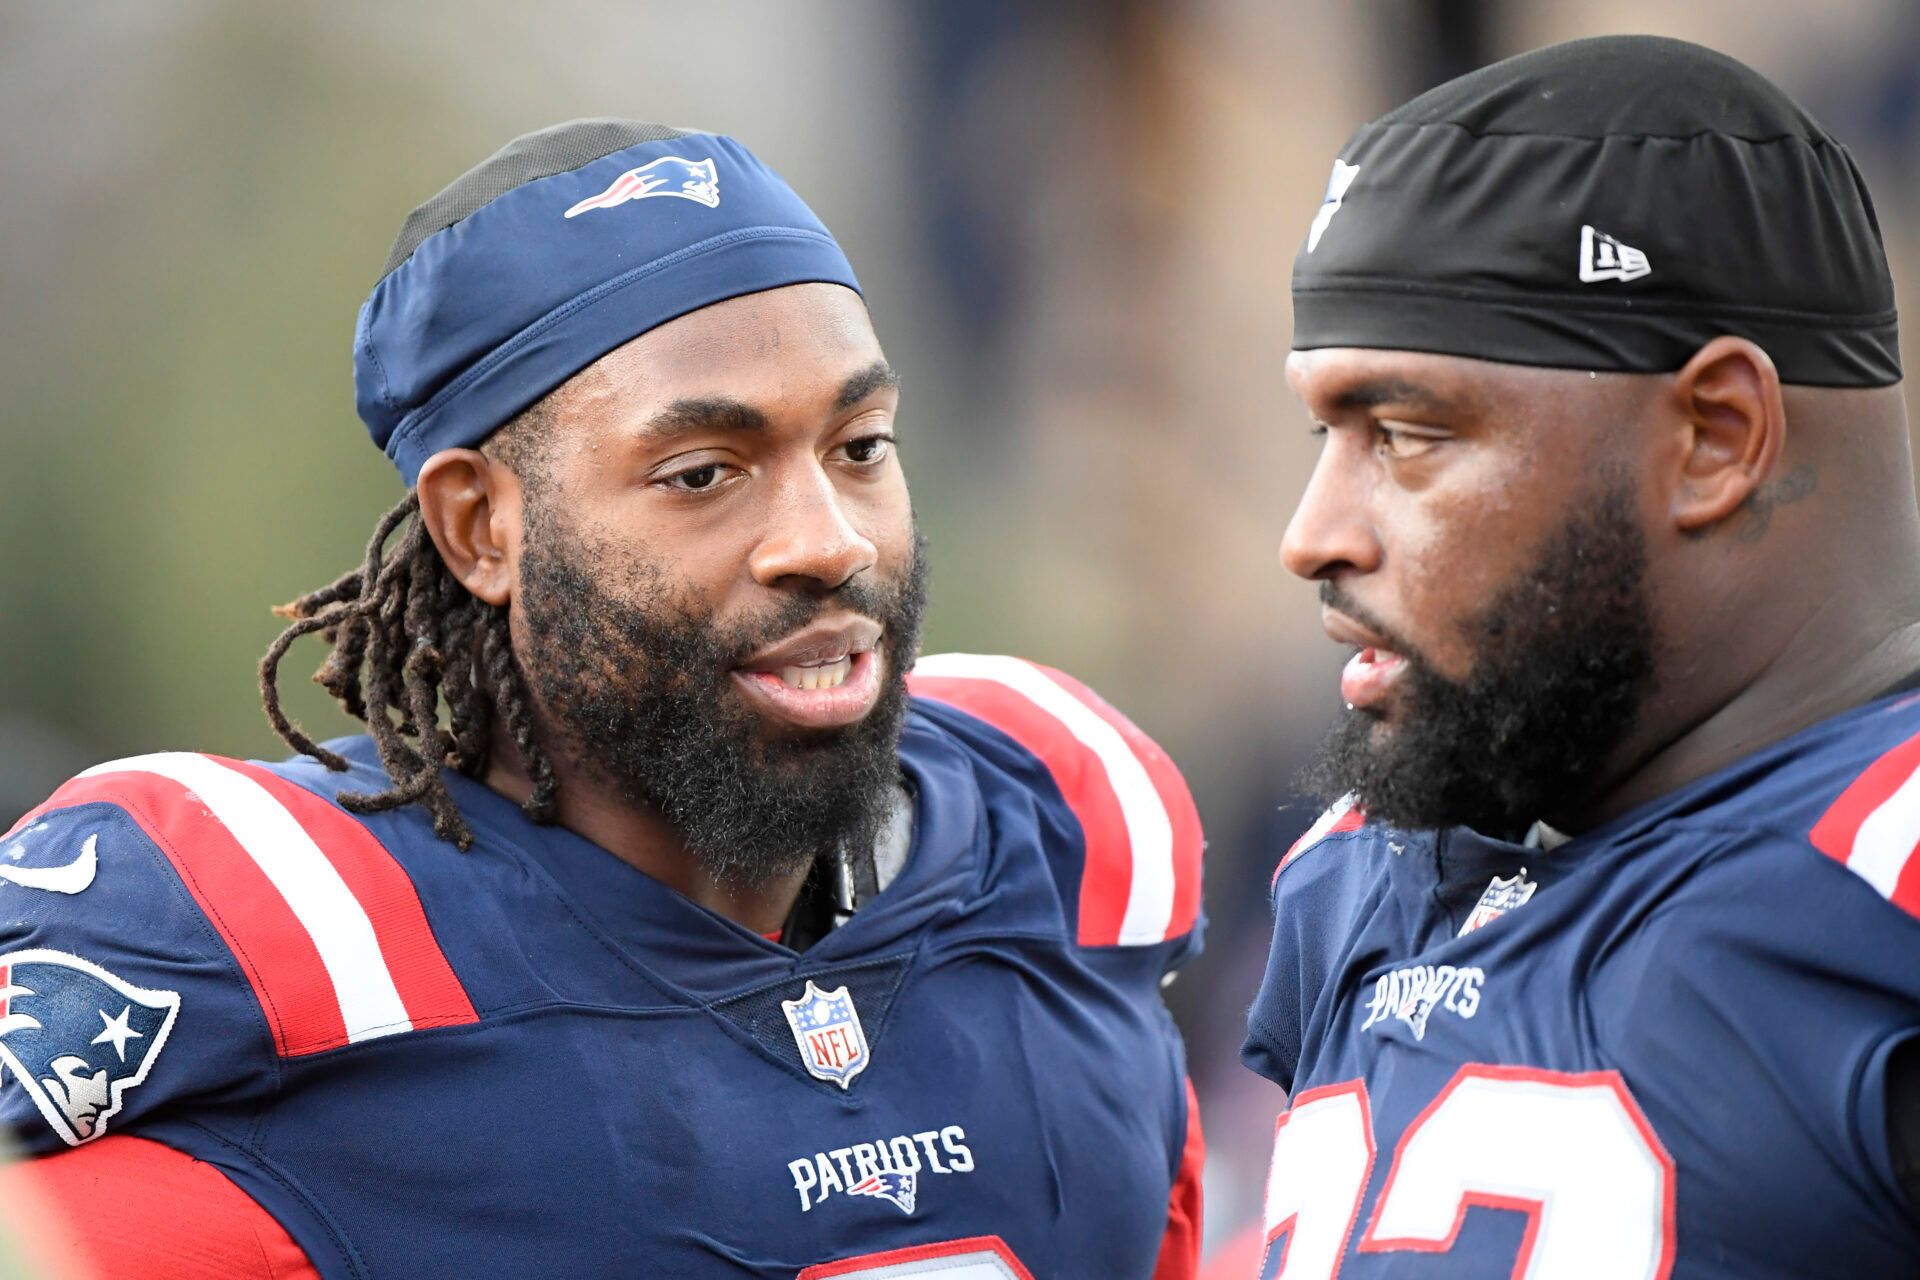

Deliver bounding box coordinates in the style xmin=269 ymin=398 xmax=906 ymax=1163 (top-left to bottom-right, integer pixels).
xmin=412 ymin=283 xmax=912 ymax=933
xmin=1284 ymin=335 xmax=1920 ymax=832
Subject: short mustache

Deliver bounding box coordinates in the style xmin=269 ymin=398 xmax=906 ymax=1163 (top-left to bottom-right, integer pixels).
xmin=1318 ymin=582 xmax=1420 ymax=660
xmin=723 ymin=587 xmax=895 ymax=665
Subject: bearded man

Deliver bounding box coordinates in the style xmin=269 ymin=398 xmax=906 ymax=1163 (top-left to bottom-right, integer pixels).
xmin=0 ymin=121 xmax=1204 ymax=1279
xmin=1246 ymin=37 xmax=1920 ymax=1278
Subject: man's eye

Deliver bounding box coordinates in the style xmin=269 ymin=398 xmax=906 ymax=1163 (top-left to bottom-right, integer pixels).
xmin=842 ymin=436 xmax=894 ymax=465
xmin=1376 ymin=424 xmax=1441 ymax=459
xmin=667 ymin=464 xmax=726 ymax=491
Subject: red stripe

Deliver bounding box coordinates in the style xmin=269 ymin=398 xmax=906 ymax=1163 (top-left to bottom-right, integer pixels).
xmin=586 ymin=171 xmax=642 ymax=209
xmin=220 ymin=761 xmax=476 ymax=1034
xmin=801 ymin=1237 xmax=1035 ymax=1280
xmin=31 ymin=768 xmax=346 ymax=1056
xmin=1890 ymin=846 xmax=1920 ymax=919
xmin=1322 ymin=808 xmax=1365 ymax=843
xmin=2 ymin=1135 xmax=320 ymax=1279
xmin=911 ymin=673 xmax=1135 ymax=945
xmin=1151 ymin=1077 xmax=1205 ymax=1280
xmin=1039 ymin=665 xmax=1204 ymax=943
xmin=1810 ymin=728 xmax=1920 ymax=861
xmin=1275 ymin=806 xmax=1364 ymax=887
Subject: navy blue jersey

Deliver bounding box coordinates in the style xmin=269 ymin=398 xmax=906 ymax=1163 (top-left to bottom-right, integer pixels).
xmin=1242 ymin=690 xmax=1920 ymax=1278
xmin=0 ymin=654 xmax=1204 ymax=1279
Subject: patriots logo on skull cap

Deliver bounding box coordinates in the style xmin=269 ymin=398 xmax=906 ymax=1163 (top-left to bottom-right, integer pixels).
xmin=1307 ymin=158 xmax=1360 ymax=253
xmin=0 ymin=950 xmax=179 ymax=1146
xmin=564 ymin=155 xmax=720 ymax=217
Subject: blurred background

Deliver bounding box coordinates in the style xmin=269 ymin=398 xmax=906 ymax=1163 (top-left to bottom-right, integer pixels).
xmin=4 ymin=0 xmax=1919 ymax=1267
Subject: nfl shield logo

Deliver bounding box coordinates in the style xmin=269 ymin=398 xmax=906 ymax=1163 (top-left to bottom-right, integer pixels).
xmin=781 ymin=980 xmax=870 ymax=1089
xmin=1459 ymin=869 xmax=1538 ymax=936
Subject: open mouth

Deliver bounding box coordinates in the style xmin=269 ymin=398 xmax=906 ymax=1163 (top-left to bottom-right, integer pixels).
xmin=1341 ymin=645 xmax=1409 ymax=710
xmin=776 ymin=655 xmax=854 ymax=691
xmin=731 ymin=618 xmax=887 ymax=729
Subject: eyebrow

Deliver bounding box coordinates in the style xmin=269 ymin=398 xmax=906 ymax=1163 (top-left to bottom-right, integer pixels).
xmin=833 ymin=359 xmax=900 ymax=412
xmin=638 ymin=360 xmax=900 ymax=442
xmin=640 ymin=396 xmax=768 ymax=442
xmin=1329 ymin=377 xmax=1455 ymax=413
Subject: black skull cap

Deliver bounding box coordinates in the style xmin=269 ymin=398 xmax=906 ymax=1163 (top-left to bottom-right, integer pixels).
xmin=1291 ymin=35 xmax=1900 ymax=386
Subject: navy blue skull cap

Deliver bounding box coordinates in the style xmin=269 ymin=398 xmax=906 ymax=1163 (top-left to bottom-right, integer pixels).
xmin=355 ymin=119 xmax=864 ymax=485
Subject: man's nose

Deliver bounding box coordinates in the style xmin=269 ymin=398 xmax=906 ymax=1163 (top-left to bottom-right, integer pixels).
xmin=1280 ymin=440 xmax=1381 ymax=581
xmin=748 ymin=465 xmax=878 ymax=590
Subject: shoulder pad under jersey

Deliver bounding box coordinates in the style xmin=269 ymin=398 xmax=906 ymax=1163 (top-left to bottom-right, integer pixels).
xmin=0 ymin=752 xmax=477 ymax=1151
xmin=908 ymin=653 xmax=1204 ymax=957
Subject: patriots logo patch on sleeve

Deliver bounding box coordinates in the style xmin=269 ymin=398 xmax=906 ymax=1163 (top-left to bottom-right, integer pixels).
xmin=0 ymin=950 xmax=179 ymax=1145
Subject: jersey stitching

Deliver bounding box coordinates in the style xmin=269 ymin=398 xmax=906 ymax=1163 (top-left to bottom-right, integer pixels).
xmin=1163 ymin=1023 xmax=1190 ymax=1185
xmin=472 ymin=836 xmax=697 ymax=1006
xmin=1272 ymin=825 xmax=1371 ymax=894
xmin=1846 ymin=1023 xmax=1920 ymax=1221
xmin=1586 ymin=830 xmax=1920 ymax=1197
xmin=261 ymin=1004 xmax=682 ymax=1070
xmin=180 ymin=1119 xmax=368 ymax=1280
xmin=809 ymin=938 xmax=922 ymax=1095
xmin=1655 ymin=821 xmax=1920 ymax=934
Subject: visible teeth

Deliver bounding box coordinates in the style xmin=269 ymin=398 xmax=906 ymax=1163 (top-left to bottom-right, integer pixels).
xmin=779 ymin=657 xmax=852 ymax=691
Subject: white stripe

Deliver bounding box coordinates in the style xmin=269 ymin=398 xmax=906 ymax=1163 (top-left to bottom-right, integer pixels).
xmin=1847 ymin=762 xmax=1920 ymax=899
xmin=81 ymin=753 xmax=412 ymax=1042
xmin=915 ymin=653 xmax=1176 ymax=944
xmin=1287 ymin=794 xmax=1357 ymax=866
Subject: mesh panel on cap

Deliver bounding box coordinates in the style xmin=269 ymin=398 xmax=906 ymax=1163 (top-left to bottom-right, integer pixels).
xmin=380 ymin=119 xmax=692 ymax=278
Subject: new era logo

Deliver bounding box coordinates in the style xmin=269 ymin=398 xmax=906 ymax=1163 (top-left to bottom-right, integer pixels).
xmin=1578 ymin=224 xmax=1651 ymax=283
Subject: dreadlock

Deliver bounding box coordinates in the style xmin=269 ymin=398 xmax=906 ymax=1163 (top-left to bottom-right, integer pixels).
xmin=259 ymin=409 xmax=560 ymax=850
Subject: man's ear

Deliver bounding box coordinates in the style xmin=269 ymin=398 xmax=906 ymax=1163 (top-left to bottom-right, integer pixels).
xmin=416 ymin=449 xmax=523 ymax=607
xmin=1667 ymin=336 xmax=1787 ymax=534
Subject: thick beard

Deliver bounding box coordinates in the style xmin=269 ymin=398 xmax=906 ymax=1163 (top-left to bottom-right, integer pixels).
xmin=513 ymin=510 xmax=929 ymax=887
xmin=1302 ymin=480 xmax=1656 ymax=840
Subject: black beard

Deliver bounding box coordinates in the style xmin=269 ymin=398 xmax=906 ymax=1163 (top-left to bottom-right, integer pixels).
xmin=513 ymin=511 xmax=929 ymax=887
xmin=1302 ymin=480 xmax=1656 ymax=840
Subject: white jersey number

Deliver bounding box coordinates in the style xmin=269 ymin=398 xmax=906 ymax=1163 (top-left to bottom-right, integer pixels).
xmin=1262 ymin=1066 xmax=1675 ymax=1279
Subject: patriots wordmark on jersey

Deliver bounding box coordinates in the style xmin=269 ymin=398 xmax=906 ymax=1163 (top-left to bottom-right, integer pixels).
xmin=1244 ymin=688 xmax=1920 ymax=1278
xmin=0 ymin=654 xmax=1204 ymax=1279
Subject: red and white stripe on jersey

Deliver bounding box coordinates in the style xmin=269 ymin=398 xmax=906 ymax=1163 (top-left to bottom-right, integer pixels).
xmin=1275 ymin=795 xmax=1364 ymax=886
xmin=9 ymin=752 xmax=477 ymax=1056
xmin=908 ymin=653 xmax=1203 ymax=948
xmin=1810 ymin=729 xmax=1920 ymax=917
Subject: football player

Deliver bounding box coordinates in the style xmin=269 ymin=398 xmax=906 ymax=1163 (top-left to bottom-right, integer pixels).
xmin=1246 ymin=36 xmax=1920 ymax=1277
xmin=0 ymin=121 xmax=1204 ymax=1278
